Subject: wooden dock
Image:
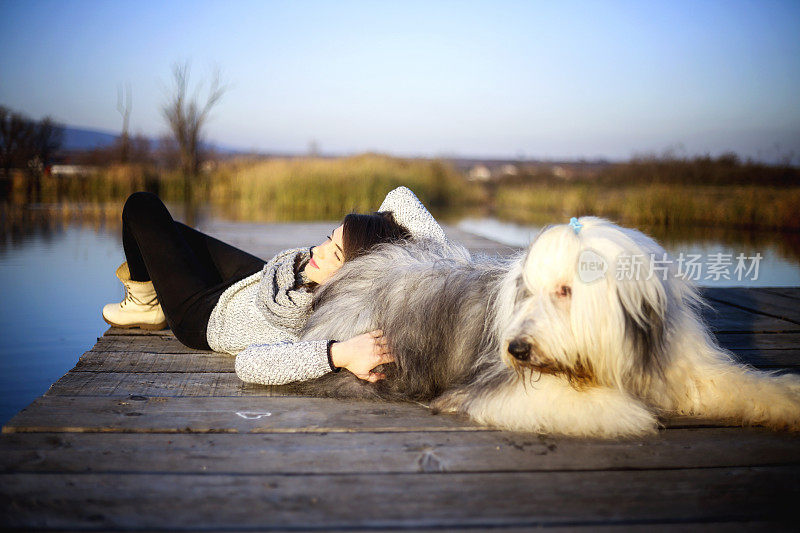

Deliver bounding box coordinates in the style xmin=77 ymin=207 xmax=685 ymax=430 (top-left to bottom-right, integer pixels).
xmin=1 ymin=224 xmax=799 ymax=531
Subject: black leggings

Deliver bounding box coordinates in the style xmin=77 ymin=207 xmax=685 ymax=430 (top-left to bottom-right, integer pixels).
xmin=121 ymin=191 xmax=266 ymax=350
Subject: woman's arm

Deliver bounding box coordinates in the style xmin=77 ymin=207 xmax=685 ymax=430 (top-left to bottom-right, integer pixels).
xmin=378 ymin=186 xmax=447 ymax=243
xmin=235 ymin=339 xmax=332 ymax=386
xmin=329 ymin=330 xmax=394 ymax=382
xmin=235 ymin=330 xmax=394 ymax=386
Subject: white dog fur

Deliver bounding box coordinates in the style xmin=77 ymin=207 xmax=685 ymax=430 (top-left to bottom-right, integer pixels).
xmin=295 ymin=216 xmax=800 ymax=438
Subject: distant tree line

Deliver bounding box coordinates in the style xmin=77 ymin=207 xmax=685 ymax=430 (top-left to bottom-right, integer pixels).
xmin=77 ymin=132 xmax=158 ymax=167
xmin=594 ymin=152 xmax=800 ymax=187
xmin=493 ymin=152 xmax=799 ymax=187
xmin=0 ymin=106 xmax=64 ymax=176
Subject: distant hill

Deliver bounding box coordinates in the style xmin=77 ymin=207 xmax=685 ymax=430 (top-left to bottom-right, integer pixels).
xmin=60 ymin=126 xmax=243 ymax=154
xmin=61 ymin=127 xmax=119 ymax=151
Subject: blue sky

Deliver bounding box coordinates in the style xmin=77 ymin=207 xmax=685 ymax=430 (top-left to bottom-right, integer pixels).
xmin=1 ymin=0 xmax=799 ymax=162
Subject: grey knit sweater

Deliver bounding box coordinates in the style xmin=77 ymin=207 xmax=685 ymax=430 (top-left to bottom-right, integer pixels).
xmin=206 ymin=187 xmax=447 ymax=386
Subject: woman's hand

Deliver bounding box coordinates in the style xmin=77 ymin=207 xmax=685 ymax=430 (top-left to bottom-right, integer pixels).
xmin=330 ymin=330 xmax=395 ymax=382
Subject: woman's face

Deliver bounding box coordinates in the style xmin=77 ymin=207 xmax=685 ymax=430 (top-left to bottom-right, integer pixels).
xmin=304 ymin=224 xmax=345 ymax=285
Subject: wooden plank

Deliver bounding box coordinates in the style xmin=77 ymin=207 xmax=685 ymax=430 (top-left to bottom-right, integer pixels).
xmin=761 ymin=287 xmax=800 ymax=301
xmin=203 ymin=221 xmax=518 ymax=256
xmin=744 ymin=288 xmax=800 ymax=322
xmin=321 ymin=526 xmax=787 ymax=532
xmin=715 ymin=332 xmax=800 ymax=350
xmin=46 ymin=359 xmax=800 ymax=402
xmin=103 ymin=326 xmax=173 ymax=337
xmin=4 ymin=395 xmax=792 ymax=435
xmin=2 ymin=396 xmax=484 ymax=434
xmin=444 ymin=225 xmax=522 ymax=253
xmin=701 ymin=300 xmax=800 ymax=333
xmin=72 ymin=350 xmax=234 ymax=373
xmin=44 ymin=371 xmax=265 ymax=397
xmin=728 ymin=349 xmax=800 ymax=369
xmin=91 ymin=335 xmax=207 ymax=353
xmin=71 ymin=344 xmax=800 ymax=374
xmin=2 ymin=428 xmax=798 ymax=475
xmin=503 ymin=526 xmax=779 ymax=533
xmin=704 ymin=288 xmax=800 ymax=325
xmin=1 ymin=467 xmax=795 ymax=530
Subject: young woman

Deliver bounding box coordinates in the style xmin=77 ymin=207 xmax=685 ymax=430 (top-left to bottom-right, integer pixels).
xmin=102 ymin=186 xmax=447 ymax=385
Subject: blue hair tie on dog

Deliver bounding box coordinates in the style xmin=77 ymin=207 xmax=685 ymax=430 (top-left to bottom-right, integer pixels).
xmin=569 ymin=217 xmax=583 ymax=234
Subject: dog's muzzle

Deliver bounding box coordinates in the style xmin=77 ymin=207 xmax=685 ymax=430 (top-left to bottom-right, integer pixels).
xmin=507 ymin=338 xmax=531 ymax=362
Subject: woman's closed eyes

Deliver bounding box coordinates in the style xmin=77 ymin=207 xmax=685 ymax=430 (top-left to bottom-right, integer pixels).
xmin=325 ymin=235 xmax=344 ymax=261
xmin=305 ymin=225 xmax=345 ymax=285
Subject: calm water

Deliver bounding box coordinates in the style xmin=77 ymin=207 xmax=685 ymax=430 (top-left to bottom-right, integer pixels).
xmin=0 ymin=222 xmax=123 ymax=425
xmin=1 ymin=209 xmax=799 ymax=425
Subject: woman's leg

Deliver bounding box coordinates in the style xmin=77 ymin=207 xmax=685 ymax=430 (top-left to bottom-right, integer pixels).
xmin=173 ymin=221 xmax=267 ymax=283
xmin=120 ymin=192 xmax=266 ymax=349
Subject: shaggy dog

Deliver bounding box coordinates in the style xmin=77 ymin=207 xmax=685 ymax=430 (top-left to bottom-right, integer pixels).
xmin=291 ymin=216 xmax=800 ymax=438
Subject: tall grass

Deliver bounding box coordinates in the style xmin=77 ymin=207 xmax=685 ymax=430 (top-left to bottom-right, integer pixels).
xmin=494 ymin=183 xmax=800 ymax=230
xmin=207 ymin=154 xmax=486 ymax=221
xmin=2 ymin=164 xmax=185 ymax=204
xmin=2 ymin=153 xmax=798 ymax=232
xmin=597 ymin=153 xmax=798 ymax=186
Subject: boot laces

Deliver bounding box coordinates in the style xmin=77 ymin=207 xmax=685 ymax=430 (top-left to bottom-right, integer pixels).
xmin=122 ymin=287 xmax=159 ymax=308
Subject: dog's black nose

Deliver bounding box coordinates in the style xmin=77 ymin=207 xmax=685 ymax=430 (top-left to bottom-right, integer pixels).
xmin=508 ymin=339 xmax=531 ymax=361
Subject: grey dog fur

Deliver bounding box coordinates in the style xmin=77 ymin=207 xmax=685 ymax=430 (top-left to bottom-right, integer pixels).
xmin=282 ymin=239 xmax=522 ymax=406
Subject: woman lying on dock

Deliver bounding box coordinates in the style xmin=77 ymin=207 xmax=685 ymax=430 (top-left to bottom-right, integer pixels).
xmin=102 ymin=187 xmax=447 ymax=384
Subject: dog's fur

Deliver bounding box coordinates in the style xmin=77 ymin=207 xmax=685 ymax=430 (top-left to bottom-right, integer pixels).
xmin=288 ymin=217 xmax=800 ymax=438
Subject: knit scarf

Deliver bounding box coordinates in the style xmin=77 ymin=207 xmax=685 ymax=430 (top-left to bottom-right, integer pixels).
xmin=255 ymin=247 xmax=314 ymax=334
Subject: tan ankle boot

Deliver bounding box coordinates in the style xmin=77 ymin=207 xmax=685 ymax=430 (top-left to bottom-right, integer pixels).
xmin=102 ymin=262 xmax=168 ymax=330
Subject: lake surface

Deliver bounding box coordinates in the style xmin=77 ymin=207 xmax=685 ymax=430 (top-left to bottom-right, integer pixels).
xmin=1 ymin=206 xmax=799 ymax=425
xmin=0 ymin=222 xmax=123 ymax=425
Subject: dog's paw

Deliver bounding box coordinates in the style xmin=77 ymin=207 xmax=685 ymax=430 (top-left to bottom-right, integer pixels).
xmin=531 ymin=389 xmax=659 ymax=439
xmin=596 ymin=396 xmax=660 ymax=438
xmin=430 ymin=390 xmax=467 ymax=414
xmin=754 ymin=380 xmax=800 ymax=431
xmin=461 ymin=378 xmax=659 ymax=438
xmin=775 ymin=373 xmax=800 ymax=397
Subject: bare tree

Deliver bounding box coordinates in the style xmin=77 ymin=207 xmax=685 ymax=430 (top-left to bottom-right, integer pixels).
xmin=0 ymin=106 xmax=63 ymax=176
xmin=116 ymin=82 xmax=132 ymax=162
xmin=36 ymin=118 xmax=64 ymax=168
xmin=0 ymin=106 xmax=16 ymax=176
xmin=0 ymin=106 xmax=32 ymax=176
xmin=161 ymin=62 xmax=226 ymax=178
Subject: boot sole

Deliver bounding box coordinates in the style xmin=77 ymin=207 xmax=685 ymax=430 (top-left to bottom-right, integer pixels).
xmin=103 ymin=316 xmax=168 ymax=331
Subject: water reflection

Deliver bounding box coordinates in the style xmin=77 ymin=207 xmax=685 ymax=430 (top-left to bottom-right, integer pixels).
xmin=0 ymin=222 xmax=123 ymax=425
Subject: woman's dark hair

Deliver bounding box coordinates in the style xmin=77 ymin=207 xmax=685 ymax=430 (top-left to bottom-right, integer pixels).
xmin=303 ymin=211 xmax=411 ymax=294
xmin=341 ymin=211 xmax=411 ymax=261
